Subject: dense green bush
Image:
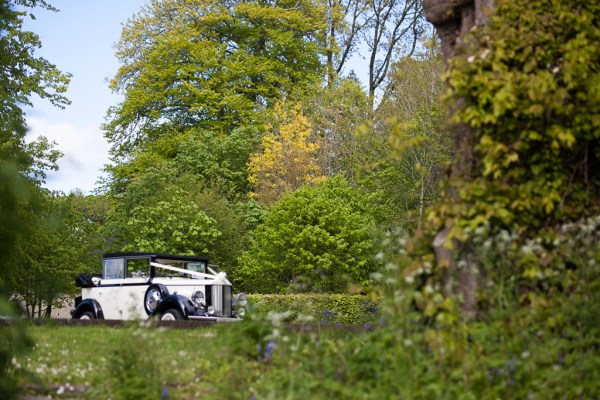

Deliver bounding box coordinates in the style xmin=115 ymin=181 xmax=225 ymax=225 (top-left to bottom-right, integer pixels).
xmin=237 ymin=176 xmax=379 ymax=294
xmin=248 ymin=293 xmax=380 ymax=325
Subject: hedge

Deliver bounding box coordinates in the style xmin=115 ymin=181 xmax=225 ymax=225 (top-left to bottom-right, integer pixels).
xmin=247 ymin=294 xmax=380 ymax=325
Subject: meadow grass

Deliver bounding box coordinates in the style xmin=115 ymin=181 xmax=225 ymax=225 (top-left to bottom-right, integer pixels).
xmin=15 ymin=317 xmax=361 ymax=399
xmin=16 ymin=322 xmax=253 ymax=399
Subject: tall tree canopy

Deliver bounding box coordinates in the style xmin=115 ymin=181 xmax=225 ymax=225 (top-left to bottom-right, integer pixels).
xmin=105 ymin=0 xmax=325 ymax=159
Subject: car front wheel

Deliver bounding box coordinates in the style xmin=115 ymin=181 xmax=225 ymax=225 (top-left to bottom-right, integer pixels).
xmin=144 ymin=284 xmax=169 ymax=315
xmin=79 ymin=311 xmax=95 ymax=320
xmin=160 ymin=308 xmax=183 ymax=321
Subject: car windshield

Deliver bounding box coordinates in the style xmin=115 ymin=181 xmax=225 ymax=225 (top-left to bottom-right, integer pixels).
xmin=103 ymin=258 xmax=125 ymax=279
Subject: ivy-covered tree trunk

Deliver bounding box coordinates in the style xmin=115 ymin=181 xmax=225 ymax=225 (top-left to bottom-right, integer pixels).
xmin=420 ymin=0 xmax=600 ymax=324
xmin=422 ymin=0 xmax=495 ymax=319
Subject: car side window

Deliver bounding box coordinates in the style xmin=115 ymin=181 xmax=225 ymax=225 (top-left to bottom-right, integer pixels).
xmin=103 ymin=258 xmax=125 ymax=279
xmin=127 ymin=258 xmax=150 ymax=278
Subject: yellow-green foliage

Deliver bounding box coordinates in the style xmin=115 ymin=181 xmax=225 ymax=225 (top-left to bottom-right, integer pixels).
xmin=106 ymin=0 xmax=324 ymax=158
xmin=248 ymin=101 xmax=326 ymax=204
xmin=248 ymin=293 xmax=380 ymax=324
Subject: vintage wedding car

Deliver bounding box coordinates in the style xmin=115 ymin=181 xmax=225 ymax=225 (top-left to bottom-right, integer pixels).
xmin=71 ymin=252 xmax=247 ymax=321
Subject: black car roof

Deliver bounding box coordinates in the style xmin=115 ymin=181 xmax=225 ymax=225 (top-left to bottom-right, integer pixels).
xmin=102 ymin=252 xmax=209 ymax=263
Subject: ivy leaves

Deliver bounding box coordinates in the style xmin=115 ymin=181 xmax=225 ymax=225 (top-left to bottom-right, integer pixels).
xmin=441 ymin=0 xmax=600 ymax=230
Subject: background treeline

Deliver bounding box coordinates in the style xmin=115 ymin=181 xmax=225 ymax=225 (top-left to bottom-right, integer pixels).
xmin=1 ymin=0 xmax=450 ymax=316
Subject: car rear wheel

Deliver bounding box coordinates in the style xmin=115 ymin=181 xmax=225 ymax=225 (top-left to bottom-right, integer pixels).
xmin=160 ymin=308 xmax=183 ymax=321
xmin=79 ymin=311 xmax=95 ymax=320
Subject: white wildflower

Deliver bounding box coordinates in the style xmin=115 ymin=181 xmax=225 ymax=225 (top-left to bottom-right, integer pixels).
xmin=371 ymin=272 xmax=383 ymax=281
xmin=384 ymin=262 xmax=398 ymax=271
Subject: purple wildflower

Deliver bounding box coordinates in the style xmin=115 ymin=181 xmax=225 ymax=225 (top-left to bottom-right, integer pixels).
xmin=264 ymin=340 xmax=276 ymax=360
xmin=161 ymin=387 xmax=169 ymax=399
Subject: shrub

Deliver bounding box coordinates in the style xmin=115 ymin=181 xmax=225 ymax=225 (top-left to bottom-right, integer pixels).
xmin=248 ymin=293 xmax=380 ymax=325
xmin=238 ymin=176 xmax=379 ymax=294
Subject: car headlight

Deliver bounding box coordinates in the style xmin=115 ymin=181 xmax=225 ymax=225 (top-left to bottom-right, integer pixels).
xmin=235 ymin=292 xmax=248 ymax=307
xmin=192 ymin=291 xmax=205 ymax=307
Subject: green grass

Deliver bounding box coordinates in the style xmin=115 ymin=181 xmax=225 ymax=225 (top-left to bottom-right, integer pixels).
xmin=17 ymin=323 xmax=253 ymax=399
xmin=15 ymin=306 xmax=600 ymax=400
xmin=14 ymin=316 xmax=363 ymax=400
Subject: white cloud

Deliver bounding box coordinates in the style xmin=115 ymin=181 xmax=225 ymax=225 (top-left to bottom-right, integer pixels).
xmin=25 ymin=116 xmax=111 ymax=194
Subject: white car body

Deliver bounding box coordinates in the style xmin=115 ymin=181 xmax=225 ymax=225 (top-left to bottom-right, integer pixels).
xmin=71 ymin=252 xmax=246 ymax=321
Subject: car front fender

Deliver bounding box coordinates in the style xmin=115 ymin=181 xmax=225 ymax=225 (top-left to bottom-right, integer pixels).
xmin=152 ymin=294 xmax=196 ymax=319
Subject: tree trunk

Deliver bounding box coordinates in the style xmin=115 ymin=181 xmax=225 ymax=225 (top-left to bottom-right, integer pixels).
xmin=422 ymin=0 xmax=494 ymax=320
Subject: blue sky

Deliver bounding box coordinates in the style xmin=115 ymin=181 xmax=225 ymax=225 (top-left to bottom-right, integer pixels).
xmin=23 ymin=1 xmax=147 ymax=193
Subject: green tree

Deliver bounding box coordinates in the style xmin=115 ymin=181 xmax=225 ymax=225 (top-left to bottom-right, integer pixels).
xmin=0 ymin=0 xmax=68 ymax=274
xmin=361 ymin=48 xmax=449 ymax=229
xmin=0 ymin=2 xmax=69 ymax=397
xmin=105 ymin=125 xmax=259 ymax=200
xmin=0 ymin=0 xmax=69 ymax=292
xmin=6 ymin=193 xmax=102 ymax=318
xmin=174 ymin=126 xmax=259 ymax=197
xmin=105 ymin=0 xmax=325 ymax=159
xmin=122 ymin=188 xmax=222 ymax=256
xmin=306 ymin=47 xmax=448 ymax=231
xmin=107 ymin=167 xmax=251 ymax=269
xmin=237 ymin=176 xmax=378 ymax=293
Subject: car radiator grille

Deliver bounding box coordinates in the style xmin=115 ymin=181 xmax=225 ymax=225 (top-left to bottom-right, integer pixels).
xmin=210 ymin=285 xmax=232 ymax=317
